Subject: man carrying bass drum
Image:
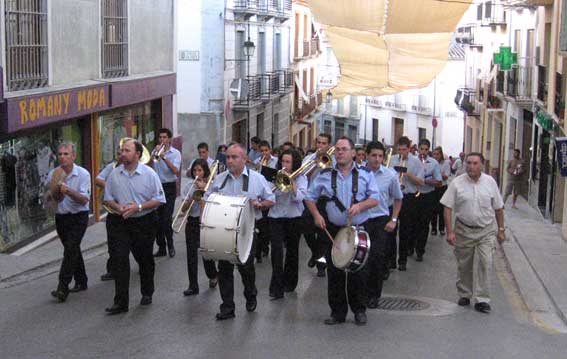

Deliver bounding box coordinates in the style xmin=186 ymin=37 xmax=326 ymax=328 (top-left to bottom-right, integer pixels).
xmin=305 ymin=136 xmax=380 ymax=326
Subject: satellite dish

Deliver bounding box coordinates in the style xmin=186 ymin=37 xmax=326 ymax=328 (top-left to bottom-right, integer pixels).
xmin=230 ymin=79 xmax=249 ymax=101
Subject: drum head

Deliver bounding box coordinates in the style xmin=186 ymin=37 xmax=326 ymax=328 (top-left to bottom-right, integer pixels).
xmin=236 ymin=199 xmax=255 ymax=264
xmin=332 ymin=226 xmax=356 ymax=269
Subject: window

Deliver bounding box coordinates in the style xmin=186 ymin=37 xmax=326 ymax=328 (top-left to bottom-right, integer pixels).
xmin=324 ymin=120 xmax=332 ymax=136
xmin=236 ymin=31 xmax=245 ymax=78
xmin=102 ymin=0 xmax=128 ymax=78
xmin=476 ymin=4 xmax=483 ymax=21
xmin=257 ymin=31 xmax=266 ymax=74
xmin=418 ymin=127 xmax=427 ymax=141
xmin=372 ymin=118 xmax=379 ymax=141
xmin=514 ymin=30 xmax=522 ymax=55
xmin=257 ymin=113 xmax=265 ymax=138
xmin=485 ymin=2 xmax=492 ymax=19
xmin=5 ymin=0 xmax=48 ymax=91
xmin=272 ymin=113 xmax=279 ymax=146
xmin=273 ymin=33 xmax=281 ymax=71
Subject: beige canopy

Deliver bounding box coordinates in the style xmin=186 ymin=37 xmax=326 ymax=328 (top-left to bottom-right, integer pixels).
xmin=308 ymin=0 xmax=472 ymax=97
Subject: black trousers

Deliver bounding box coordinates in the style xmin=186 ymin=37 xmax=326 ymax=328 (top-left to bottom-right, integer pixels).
xmin=254 ymin=212 xmax=270 ymax=259
xmin=325 ymin=221 xmax=370 ymax=320
xmin=398 ymin=194 xmax=421 ymax=265
xmin=185 ymin=216 xmax=218 ymax=290
xmin=302 ymin=207 xmax=326 ymax=271
xmin=384 ymin=206 xmax=397 ymax=268
xmin=218 ymin=254 xmax=257 ymax=314
xmin=108 ymin=212 xmax=157 ymax=308
xmin=430 ymin=185 xmax=447 ymax=232
xmin=156 ymin=182 xmax=177 ymax=250
xmin=55 ymin=211 xmax=89 ymax=291
xmin=416 ymin=191 xmax=435 ymax=256
xmin=367 ymin=216 xmax=390 ymax=299
xmin=269 ymin=217 xmax=301 ymax=296
xmin=105 ymin=220 xmax=114 ymax=275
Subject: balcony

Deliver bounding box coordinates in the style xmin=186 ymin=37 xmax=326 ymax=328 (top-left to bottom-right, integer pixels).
xmin=273 ymin=0 xmax=292 ymax=21
xmin=481 ymin=3 xmax=506 ymax=27
xmin=496 ymin=70 xmax=505 ymax=94
xmin=365 ymin=98 xmax=383 ymax=107
xmin=295 ymin=37 xmax=320 ymax=60
xmin=233 ymin=0 xmax=258 ymax=19
xmin=384 ymin=101 xmax=406 ymax=112
xmin=411 ymin=105 xmax=433 ymax=116
xmin=455 ymin=88 xmax=481 ymax=116
xmin=456 ymin=25 xmax=483 ymax=48
xmin=555 ymin=73 xmax=563 ymax=119
xmin=274 ymin=68 xmax=294 ymax=94
xmin=505 ymin=66 xmax=533 ymax=104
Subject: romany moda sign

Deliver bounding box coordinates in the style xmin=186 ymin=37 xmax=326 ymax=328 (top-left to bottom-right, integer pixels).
xmin=3 ymin=84 xmax=110 ymax=133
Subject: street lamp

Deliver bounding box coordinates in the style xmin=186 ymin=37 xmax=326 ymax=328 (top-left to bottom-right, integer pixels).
xmin=243 ymin=38 xmax=256 ymax=58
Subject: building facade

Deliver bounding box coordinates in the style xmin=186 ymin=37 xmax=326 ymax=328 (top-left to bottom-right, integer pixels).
xmin=358 ymin=42 xmax=466 ymax=156
xmin=177 ymin=0 xmax=293 ymax=165
xmin=0 ymin=0 xmax=176 ymax=252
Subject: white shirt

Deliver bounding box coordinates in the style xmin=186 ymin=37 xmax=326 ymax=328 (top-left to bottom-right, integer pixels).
xmin=440 ymin=173 xmax=504 ymax=228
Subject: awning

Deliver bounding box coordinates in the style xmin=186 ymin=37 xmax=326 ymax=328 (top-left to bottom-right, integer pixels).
xmin=308 ymin=0 xmax=472 ymax=98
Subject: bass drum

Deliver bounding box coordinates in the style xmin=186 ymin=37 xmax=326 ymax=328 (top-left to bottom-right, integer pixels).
xmin=331 ymin=226 xmax=371 ymax=272
xmin=200 ymin=193 xmax=255 ymax=264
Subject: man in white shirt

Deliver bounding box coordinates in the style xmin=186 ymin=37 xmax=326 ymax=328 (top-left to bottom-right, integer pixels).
xmin=441 ymin=152 xmax=505 ymax=314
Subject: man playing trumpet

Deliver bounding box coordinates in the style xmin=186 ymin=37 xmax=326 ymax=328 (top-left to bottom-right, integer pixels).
xmin=151 ymin=128 xmax=181 ymax=258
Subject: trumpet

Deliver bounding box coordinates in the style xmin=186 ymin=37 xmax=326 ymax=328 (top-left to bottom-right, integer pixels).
xmin=384 ymin=148 xmax=393 ymax=168
xmin=300 ymin=146 xmax=336 ymax=177
xmin=172 ymin=161 xmax=219 ymax=233
xmin=152 ymin=144 xmax=165 ymax=161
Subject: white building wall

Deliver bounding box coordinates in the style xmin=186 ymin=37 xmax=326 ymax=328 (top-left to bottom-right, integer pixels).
xmin=177 ymin=0 xmax=202 ymax=114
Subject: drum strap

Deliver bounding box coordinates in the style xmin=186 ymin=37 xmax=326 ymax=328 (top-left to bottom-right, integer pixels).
xmin=330 ymin=168 xmax=359 ymax=212
xmin=219 ymin=172 xmax=249 ymax=192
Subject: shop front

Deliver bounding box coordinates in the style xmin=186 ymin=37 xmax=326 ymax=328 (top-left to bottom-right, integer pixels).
xmin=0 ymin=73 xmax=175 ymax=252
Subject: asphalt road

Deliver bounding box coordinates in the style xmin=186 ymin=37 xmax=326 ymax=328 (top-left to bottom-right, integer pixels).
xmin=1 ymin=231 xmax=565 ymax=359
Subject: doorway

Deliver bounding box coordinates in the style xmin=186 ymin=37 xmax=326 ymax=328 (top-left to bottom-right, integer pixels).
xmin=393 ymin=117 xmax=404 ymax=145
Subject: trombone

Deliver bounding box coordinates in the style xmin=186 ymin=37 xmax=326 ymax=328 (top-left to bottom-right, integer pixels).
xmin=384 ymin=148 xmax=393 ymax=168
xmin=172 ymin=161 xmax=219 ymax=233
xmin=255 ymin=155 xmax=270 ymax=171
xmin=272 ymin=146 xmax=335 ymax=192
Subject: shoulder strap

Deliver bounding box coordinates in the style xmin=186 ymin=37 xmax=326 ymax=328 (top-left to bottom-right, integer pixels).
xmin=352 ymin=167 xmax=359 ymax=204
xmin=219 ymin=174 xmax=230 ymax=190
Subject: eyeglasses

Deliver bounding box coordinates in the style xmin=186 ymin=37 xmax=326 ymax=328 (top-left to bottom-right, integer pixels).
xmin=335 ymin=147 xmax=351 ymax=152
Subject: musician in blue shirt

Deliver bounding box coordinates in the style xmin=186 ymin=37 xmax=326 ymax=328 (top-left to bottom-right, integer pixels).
xmin=305 ymin=136 xmax=380 ymax=326
xmin=181 ymin=159 xmax=219 ymax=296
xmin=47 ymin=143 xmax=91 ymax=303
xmin=268 ymin=149 xmax=308 ymax=300
xmin=206 ymin=143 xmax=275 ymax=321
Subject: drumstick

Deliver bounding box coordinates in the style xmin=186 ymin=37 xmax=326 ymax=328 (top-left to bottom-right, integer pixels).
xmin=323 ymin=228 xmax=334 ymax=243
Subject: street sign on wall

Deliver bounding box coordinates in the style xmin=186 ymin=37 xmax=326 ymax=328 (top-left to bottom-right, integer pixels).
xmin=555 ymin=137 xmax=567 ymax=177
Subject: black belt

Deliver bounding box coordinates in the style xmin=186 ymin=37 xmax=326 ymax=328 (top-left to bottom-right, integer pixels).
xmin=55 ymin=211 xmax=89 ymax=217
xmin=456 ymin=219 xmax=483 ymax=229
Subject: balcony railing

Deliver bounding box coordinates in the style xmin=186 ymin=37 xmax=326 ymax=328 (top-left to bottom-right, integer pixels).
xmin=234 ymin=0 xmax=259 ymax=16
xmin=456 ymin=25 xmax=483 ymax=48
xmin=366 ymin=98 xmax=382 ymax=107
xmin=303 ymin=40 xmax=310 ymax=57
xmin=411 ymin=105 xmax=432 ymax=116
xmin=555 ymin=73 xmax=563 ymax=118
xmin=295 ymin=38 xmax=320 ymax=60
xmin=506 ymin=66 xmax=532 ymax=102
xmin=384 ymin=101 xmax=406 ymax=111
xmin=481 ymin=3 xmax=506 ymax=27
xmin=496 ymin=70 xmax=505 ymax=94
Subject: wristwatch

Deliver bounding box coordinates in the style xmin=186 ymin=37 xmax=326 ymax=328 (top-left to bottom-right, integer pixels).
xmin=138 ymin=204 xmax=143 ymax=212
xmin=392 ymin=218 xmax=398 ymax=223
xmin=498 ymin=227 xmax=505 ymax=232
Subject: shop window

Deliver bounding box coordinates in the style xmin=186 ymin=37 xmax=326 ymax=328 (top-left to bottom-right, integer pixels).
xmin=102 ymin=0 xmax=128 ymax=78
xmin=0 ymin=124 xmax=82 ymax=252
xmin=5 ymin=0 xmax=49 ymax=91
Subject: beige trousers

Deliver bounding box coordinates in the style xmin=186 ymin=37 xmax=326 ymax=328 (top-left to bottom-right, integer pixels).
xmin=453 ymin=220 xmax=496 ymax=303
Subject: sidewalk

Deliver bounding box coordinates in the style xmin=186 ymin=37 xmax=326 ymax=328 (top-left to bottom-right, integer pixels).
xmin=502 ymin=196 xmax=567 ymax=332
xmin=0 ymin=221 xmax=108 ymax=284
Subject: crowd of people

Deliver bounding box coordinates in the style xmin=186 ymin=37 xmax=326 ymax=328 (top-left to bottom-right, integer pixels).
xmin=45 ymin=129 xmax=507 ymax=325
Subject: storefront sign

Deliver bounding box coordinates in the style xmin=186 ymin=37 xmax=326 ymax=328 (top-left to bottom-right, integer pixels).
xmin=4 ymin=84 xmax=110 ymax=132
xmin=111 ymin=73 xmax=176 ymax=108
xmin=555 ymin=137 xmax=567 ymax=177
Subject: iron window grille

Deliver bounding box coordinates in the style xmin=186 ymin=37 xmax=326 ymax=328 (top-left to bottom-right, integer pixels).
xmin=102 ymin=0 xmax=128 ymax=78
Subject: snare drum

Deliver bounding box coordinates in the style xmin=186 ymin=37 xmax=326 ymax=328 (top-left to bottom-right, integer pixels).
xmin=200 ymin=193 xmax=255 ymax=264
xmin=331 ymin=226 xmax=371 ymax=272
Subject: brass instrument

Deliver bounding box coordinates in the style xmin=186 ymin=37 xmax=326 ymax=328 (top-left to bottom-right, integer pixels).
xmin=385 ymin=148 xmax=393 ymax=168
xmin=152 ymin=144 xmax=166 ymax=161
xmin=172 ymin=161 xmax=219 ymax=233
xmin=256 ymin=155 xmax=270 ymax=171
xmin=316 ymin=146 xmax=335 ymax=169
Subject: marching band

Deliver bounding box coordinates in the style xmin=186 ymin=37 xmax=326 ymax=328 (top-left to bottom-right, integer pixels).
xmin=47 ymin=129 xmax=476 ymax=324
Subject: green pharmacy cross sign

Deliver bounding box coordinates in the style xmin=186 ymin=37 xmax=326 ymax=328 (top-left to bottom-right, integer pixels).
xmin=493 ymin=46 xmax=517 ymax=71
xmin=537 ymin=110 xmax=554 ymax=132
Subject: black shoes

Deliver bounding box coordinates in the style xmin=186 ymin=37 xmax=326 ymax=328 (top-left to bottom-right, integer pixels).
xmin=216 ymin=311 xmax=236 ymax=321
xmin=168 ymin=245 xmax=176 ymax=258
xmin=367 ymin=297 xmax=380 ymax=309
xmin=69 ymin=283 xmax=88 ymax=293
xmin=324 ymin=317 xmax=345 ymax=325
xmin=246 ymin=299 xmax=257 ymax=312
xmin=153 ymin=249 xmax=167 ymax=257
xmin=270 ymin=294 xmax=284 ymax=301
xmin=431 ymin=230 xmax=438 ymax=236
xmin=440 ymin=230 xmax=446 ymax=235
xmin=474 ymin=302 xmax=491 ymax=314
xmin=183 ymin=288 xmax=199 ymax=296
xmin=307 ymin=256 xmax=316 ymax=268
xmin=415 ymin=254 xmax=423 ymax=262
xmin=398 ymin=264 xmax=407 ymax=271
xmin=140 ymin=296 xmax=152 ymax=306
xmin=458 ymin=297 xmax=471 ymax=306
xmin=317 ymin=267 xmax=326 ymax=277
xmin=283 ymin=286 xmax=295 ymax=293
xmin=100 ymin=273 xmax=114 ymax=281
xmin=408 ymin=249 xmax=414 ymax=257
xmin=256 ymin=256 xmax=263 ymax=264
xmin=209 ymin=278 xmax=218 ymax=289
xmin=50 ymin=290 xmax=68 ymax=303
xmin=354 ymin=312 xmax=367 ymax=326
xmin=105 ymin=304 xmax=128 ymax=315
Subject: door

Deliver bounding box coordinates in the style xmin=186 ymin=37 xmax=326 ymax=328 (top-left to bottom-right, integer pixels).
xmin=538 ymin=130 xmax=550 ymax=211
xmin=521 ymin=110 xmax=533 ymax=198
xmin=393 ymin=117 xmax=404 ymax=145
